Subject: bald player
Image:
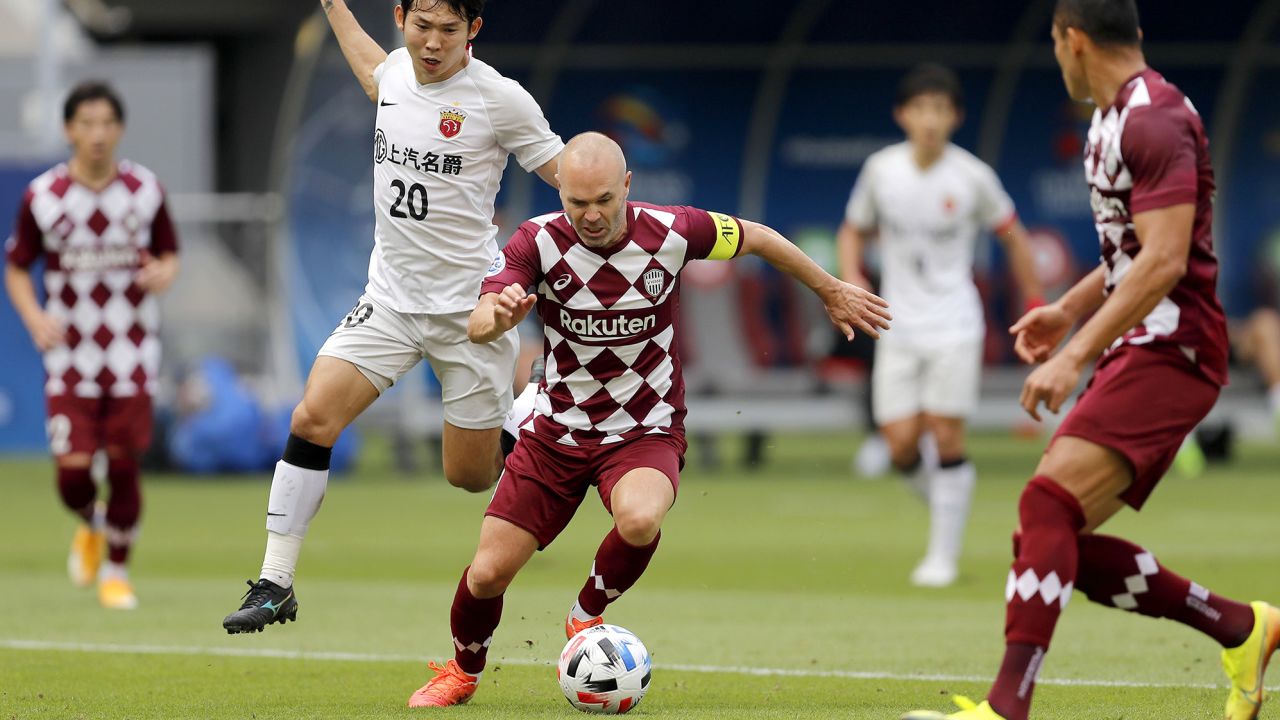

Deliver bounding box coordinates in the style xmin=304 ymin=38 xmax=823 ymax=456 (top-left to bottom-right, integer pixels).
xmin=405 ymin=132 xmax=892 ymax=708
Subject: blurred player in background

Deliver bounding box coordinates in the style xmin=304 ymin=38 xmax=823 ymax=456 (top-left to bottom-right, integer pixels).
xmin=837 ymin=63 xmax=1042 ymax=587
xmin=905 ymin=1 xmax=1279 ymax=718
xmin=4 ymin=81 xmax=180 ymax=610
xmin=222 ymin=0 xmax=563 ymax=633
xmin=406 ymin=132 xmax=891 ymax=707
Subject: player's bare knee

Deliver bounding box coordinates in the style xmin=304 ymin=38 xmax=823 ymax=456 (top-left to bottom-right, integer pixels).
xmin=466 ymin=561 xmax=515 ymax=597
xmin=56 ymin=453 xmax=93 ymax=470
xmin=613 ymin=507 xmax=662 ymax=546
xmin=444 ymin=464 xmax=497 ymax=493
xmin=289 ymin=401 xmax=342 ymax=447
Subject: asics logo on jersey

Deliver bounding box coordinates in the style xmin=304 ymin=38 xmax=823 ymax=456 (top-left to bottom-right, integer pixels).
xmin=559 ymin=308 xmax=656 ymax=340
xmin=553 ymin=274 xmax=573 ymax=291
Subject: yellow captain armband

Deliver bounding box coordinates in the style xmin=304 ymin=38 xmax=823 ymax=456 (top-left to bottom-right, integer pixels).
xmin=705 ymin=211 xmax=742 ymax=260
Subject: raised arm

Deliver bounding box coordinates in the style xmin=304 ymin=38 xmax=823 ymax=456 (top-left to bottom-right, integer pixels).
xmin=739 ymin=219 xmax=891 ymax=340
xmin=321 ymin=0 xmax=389 ymax=103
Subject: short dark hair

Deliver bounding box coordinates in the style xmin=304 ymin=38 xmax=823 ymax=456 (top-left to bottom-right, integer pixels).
xmin=895 ymin=63 xmax=964 ymax=111
xmin=1054 ymin=0 xmax=1141 ymax=47
xmin=401 ymin=0 xmax=484 ymax=25
xmin=63 ymin=80 xmax=125 ymax=124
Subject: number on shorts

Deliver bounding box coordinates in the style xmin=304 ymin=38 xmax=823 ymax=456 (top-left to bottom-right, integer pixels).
xmin=47 ymin=414 xmax=72 ymax=456
xmin=343 ymin=302 xmax=374 ymax=328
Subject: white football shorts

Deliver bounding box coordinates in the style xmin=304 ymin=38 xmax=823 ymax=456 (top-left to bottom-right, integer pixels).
xmin=317 ymin=294 xmax=517 ymax=429
xmin=872 ymin=333 xmax=983 ymax=425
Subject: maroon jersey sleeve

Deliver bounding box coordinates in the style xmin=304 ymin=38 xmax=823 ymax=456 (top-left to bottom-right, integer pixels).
xmin=678 ymin=206 xmax=744 ymax=263
xmin=480 ymin=222 xmax=541 ymax=296
xmin=5 ymin=189 xmax=42 ymax=268
xmin=149 ymin=196 xmax=179 ymax=255
xmin=1123 ymin=108 xmax=1198 ymax=214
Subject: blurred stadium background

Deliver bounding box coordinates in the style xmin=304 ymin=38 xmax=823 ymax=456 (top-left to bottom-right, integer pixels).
xmin=3 ymin=0 xmax=1279 ymax=465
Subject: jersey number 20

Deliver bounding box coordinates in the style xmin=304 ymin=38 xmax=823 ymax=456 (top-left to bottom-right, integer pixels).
xmin=390 ymin=179 xmax=429 ymax=221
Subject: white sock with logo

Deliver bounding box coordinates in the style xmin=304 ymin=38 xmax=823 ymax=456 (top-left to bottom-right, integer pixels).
xmin=259 ymin=460 xmax=328 ymax=588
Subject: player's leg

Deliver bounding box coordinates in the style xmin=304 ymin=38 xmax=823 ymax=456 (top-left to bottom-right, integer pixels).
xmin=1238 ymin=307 xmax=1280 ymax=429
xmin=222 ymin=357 xmax=380 ymax=633
xmin=566 ymin=437 xmax=681 ymax=638
xmin=429 ymin=312 xmax=520 ymax=492
xmin=224 ymin=297 xmax=418 ymax=633
xmin=874 ymin=336 xmax=930 ymax=500
xmin=913 ymin=414 xmax=971 ymax=587
xmin=411 ymin=435 xmax=586 ymax=707
xmin=95 ymin=394 xmax=153 ymax=610
xmin=47 ymin=396 xmax=103 ymax=588
xmin=912 ymin=338 xmax=982 ymax=587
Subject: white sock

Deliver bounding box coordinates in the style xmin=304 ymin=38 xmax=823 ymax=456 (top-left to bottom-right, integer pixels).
xmin=260 ymin=532 xmax=303 ymax=588
xmin=1268 ymin=384 xmax=1280 ymax=417
xmin=259 ymin=460 xmax=328 ymax=588
xmin=504 ymin=381 xmax=539 ymax=437
xmin=99 ymin=561 xmax=128 ymax=581
xmin=924 ymin=460 xmax=976 ymax=565
xmin=569 ymin=600 xmax=598 ymax=623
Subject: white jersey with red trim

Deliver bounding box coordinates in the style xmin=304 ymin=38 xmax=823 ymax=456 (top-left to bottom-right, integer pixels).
xmin=845 ymin=142 xmax=1016 ymax=342
xmin=366 ymin=49 xmax=563 ymax=314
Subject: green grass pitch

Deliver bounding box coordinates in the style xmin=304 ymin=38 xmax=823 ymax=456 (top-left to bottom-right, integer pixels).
xmin=1 ymin=432 xmax=1277 ymax=718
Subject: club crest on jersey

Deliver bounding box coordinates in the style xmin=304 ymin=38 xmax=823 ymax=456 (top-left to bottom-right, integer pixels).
xmin=438 ymin=107 xmax=467 ymax=139
xmin=643 ymin=268 xmax=665 ymax=298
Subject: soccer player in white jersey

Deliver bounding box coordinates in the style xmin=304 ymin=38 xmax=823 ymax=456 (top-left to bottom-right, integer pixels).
xmin=5 ymin=81 xmax=180 ymax=610
xmin=837 ymin=64 xmax=1042 ymax=587
xmin=223 ymin=0 xmax=564 ymax=633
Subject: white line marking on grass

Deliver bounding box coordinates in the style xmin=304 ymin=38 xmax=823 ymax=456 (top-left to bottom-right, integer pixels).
xmin=3 ymin=638 xmax=1274 ymax=692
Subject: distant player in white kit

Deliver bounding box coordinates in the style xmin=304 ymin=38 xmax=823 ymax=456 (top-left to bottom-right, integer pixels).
xmin=837 ymin=64 xmax=1042 ymax=587
xmin=222 ymin=0 xmax=563 ymax=633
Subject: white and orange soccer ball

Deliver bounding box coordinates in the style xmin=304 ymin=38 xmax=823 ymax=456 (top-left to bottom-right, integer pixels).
xmin=557 ymin=624 xmax=651 ymax=714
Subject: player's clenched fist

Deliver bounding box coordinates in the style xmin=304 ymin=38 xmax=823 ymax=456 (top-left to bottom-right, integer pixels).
xmin=823 ymin=281 xmax=891 ymax=340
xmin=493 ymin=283 xmax=537 ymax=329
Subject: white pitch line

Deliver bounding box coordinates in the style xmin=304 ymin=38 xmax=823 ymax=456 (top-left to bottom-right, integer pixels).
xmin=2 ymin=638 xmax=1274 ymax=692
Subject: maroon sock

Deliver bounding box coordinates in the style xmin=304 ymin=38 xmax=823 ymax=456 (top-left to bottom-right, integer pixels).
xmin=105 ymin=456 xmax=142 ymax=565
xmin=451 ymin=567 xmax=503 ymax=675
xmin=1076 ymin=534 xmax=1254 ymax=648
xmin=988 ymin=476 xmax=1084 ymax=720
xmin=57 ymin=466 xmax=96 ymax=522
xmin=576 ymin=528 xmax=660 ymax=617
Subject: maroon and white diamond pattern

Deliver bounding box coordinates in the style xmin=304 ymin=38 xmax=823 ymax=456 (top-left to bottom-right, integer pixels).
xmin=24 ymin=163 xmax=165 ymax=398
xmin=520 ymin=207 xmax=691 ymax=446
xmin=1005 ymin=567 xmax=1074 ymax=610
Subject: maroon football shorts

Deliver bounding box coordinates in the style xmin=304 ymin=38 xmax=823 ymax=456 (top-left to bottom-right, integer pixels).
xmin=485 ymin=431 xmax=686 ymax=549
xmin=45 ymin=394 xmax=154 ymax=457
xmin=1052 ymin=344 xmax=1219 ymax=510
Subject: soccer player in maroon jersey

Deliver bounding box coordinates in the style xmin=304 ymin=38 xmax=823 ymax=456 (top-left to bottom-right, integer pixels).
xmin=903 ymin=2 xmax=1279 ymax=719
xmin=4 ymin=81 xmax=180 ymax=611
xmin=405 ymin=132 xmax=891 ymax=707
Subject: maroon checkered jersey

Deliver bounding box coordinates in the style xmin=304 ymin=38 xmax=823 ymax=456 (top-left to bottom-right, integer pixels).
xmin=6 ymin=161 xmax=178 ymax=398
xmin=482 ymin=202 xmax=743 ymax=446
xmin=1085 ymin=68 xmax=1228 ymax=384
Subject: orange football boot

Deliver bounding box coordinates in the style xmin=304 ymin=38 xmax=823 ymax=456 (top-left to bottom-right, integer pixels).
xmin=407 ymin=660 xmax=478 ymax=708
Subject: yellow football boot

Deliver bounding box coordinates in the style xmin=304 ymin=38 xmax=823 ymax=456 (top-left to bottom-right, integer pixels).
xmin=902 ymin=695 xmax=1007 ymax=720
xmin=1222 ymin=601 xmax=1280 ymax=720
xmin=67 ymin=524 xmax=105 ymax=588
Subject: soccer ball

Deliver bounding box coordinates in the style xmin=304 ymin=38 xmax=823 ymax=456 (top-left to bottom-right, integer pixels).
xmin=557 ymin=624 xmax=651 ymax=714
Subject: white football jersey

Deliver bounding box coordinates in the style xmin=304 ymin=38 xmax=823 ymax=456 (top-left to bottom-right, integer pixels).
xmin=845 ymin=142 xmax=1015 ymax=342
xmin=366 ymin=49 xmax=563 ymax=314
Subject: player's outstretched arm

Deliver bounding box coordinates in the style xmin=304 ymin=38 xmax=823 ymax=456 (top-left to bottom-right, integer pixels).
xmin=738 ymin=219 xmax=891 ymax=340
xmin=321 ymin=0 xmax=388 ymax=103
xmin=996 ymin=221 xmax=1044 ymax=309
xmin=1009 ymin=266 xmax=1104 ymax=365
xmin=4 ymin=263 xmax=64 ymax=351
xmin=468 ymin=285 xmax=536 ymax=344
